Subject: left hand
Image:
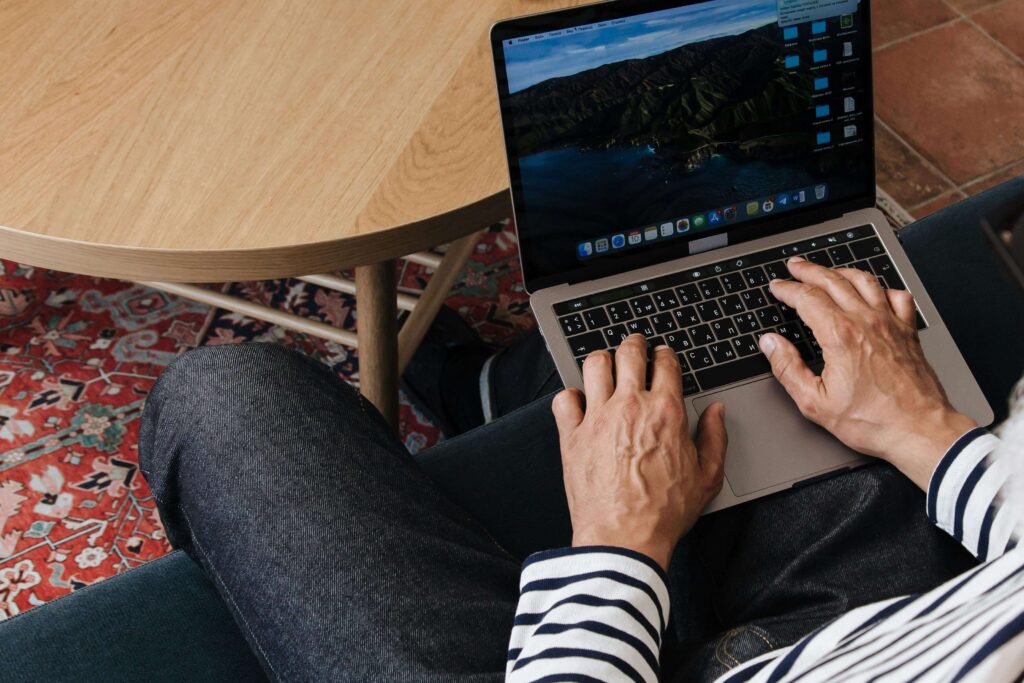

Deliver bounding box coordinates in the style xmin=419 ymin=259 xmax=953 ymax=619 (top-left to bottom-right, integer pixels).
xmin=551 ymin=334 xmax=728 ymax=571
xmin=759 ymin=257 xmax=976 ymax=490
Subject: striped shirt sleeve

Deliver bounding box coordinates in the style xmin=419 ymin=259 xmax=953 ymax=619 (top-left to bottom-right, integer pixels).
xmin=927 ymin=427 xmax=1020 ymax=562
xmin=506 ymin=546 xmax=670 ymax=683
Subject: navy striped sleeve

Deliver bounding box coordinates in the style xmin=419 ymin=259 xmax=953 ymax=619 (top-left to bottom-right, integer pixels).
xmin=507 ymin=547 xmax=669 ymax=683
xmin=926 ymin=428 xmax=1017 ymax=562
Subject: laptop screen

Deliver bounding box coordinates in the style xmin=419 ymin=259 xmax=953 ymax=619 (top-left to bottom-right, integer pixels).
xmin=492 ymin=0 xmax=875 ymax=291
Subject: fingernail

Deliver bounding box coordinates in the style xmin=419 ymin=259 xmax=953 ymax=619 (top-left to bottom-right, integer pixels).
xmin=656 ymin=344 xmax=671 ymax=352
xmin=788 ymin=256 xmax=805 ymax=264
xmin=759 ymin=334 xmax=777 ymax=357
xmin=769 ymin=278 xmax=782 ymax=289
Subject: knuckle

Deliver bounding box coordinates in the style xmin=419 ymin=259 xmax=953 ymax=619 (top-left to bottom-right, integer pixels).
xmin=653 ymin=393 xmax=684 ymax=420
xmin=852 ymin=269 xmax=878 ymax=289
xmin=833 ymin=316 xmax=859 ymax=342
xmin=797 ymin=397 xmax=819 ymax=420
xmin=619 ymin=395 xmax=643 ymax=419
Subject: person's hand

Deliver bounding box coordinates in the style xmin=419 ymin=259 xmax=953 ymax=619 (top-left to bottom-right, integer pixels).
xmin=759 ymin=257 xmax=977 ymax=490
xmin=551 ymin=334 xmax=727 ymax=571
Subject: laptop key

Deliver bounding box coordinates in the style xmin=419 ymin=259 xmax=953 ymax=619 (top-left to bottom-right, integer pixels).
xmin=608 ymin=302 xmax=634 ymax=323
xmin=682 ymin=373 xmax=700 ymax=395
xmin=629 ymin=295 xmax=657 ymax=317
xmin=665 ymin=331 xmax=693 ymax=352
xmin=688 ymin=324 xmax=716 ymax=346
xmin=695 ymin=355 xmax=772 ymax=392
xmin=650 ymin=313 xmax=677 ymax=333
xmin=626 ymin=318 xmax=656 ymax=337
xmin=674 ymin=306 xmax=701 ymax=327
xmin=559 ymin=313 xmax=586 ymax=336
xmin=708 ymin=342 xmax=737 ymax=364
xmin=720 ymin=273 xmax=747 ymax=293
xmin=743 ymin=267 xmax=768 ymax=287
xmin=699 ymin=278 xmax=725 ymax=299
xmin=603 ymin=325 xmax=629 ymax=347
xmin=711 ymin=318 xmax=738 ymax=340
xmin=719 ymin=294 xmax=745 ymax=316
xmin=742 ymin=289 xmax=767 ymax=310
xmin=583 ymin=307 xmax=610 ymax=330
xmin=568 ymin=330 xmax=606 ymax=356
xmin=828 ymin=244 xmax=854 ymax=265
xmin=653 ymin=290 xmax=679 ymax=311
xmin=776 ymin=322 xmax=807 ymax=345
xmin=696 ymin=301 xmax=723 ymax=322
xmin=777 ymin=301 xmax=799 ymax=321
xmin=850 ymin=238 xmax=884 ymax=260
xmin=805 ymin=250 xmax=833 ymax=267
xmin=685 ymin=347 xmax=714 ymax=370
xmin=764 ymin=261 xmax=789 ymax=281
xmin=675 ymin=284 xmax=702 ymax=305
xmin=731 ymin=335 xmax=759 ymax=357
xmin=869 ymin=255 xmax=896 ymax=282
xmin=757 ymin=306 xmax=784 ymax=327
xmin=734 ymin=312 xmax=760 ymax=333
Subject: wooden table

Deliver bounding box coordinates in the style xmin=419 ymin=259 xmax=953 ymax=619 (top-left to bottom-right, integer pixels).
xmin=0 ymin=0 xmax=580 ymax=425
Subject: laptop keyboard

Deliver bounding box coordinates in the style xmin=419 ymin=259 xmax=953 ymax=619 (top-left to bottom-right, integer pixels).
xmin=553 ymin=225 xmax=927 ymax=396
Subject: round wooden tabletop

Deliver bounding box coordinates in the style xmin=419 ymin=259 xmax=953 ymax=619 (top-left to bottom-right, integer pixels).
xmin=0 ymin=0 xmax=579 ymax=282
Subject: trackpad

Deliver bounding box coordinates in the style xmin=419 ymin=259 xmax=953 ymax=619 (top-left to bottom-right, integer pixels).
xmin=692 ymin=378 xmax=863 ymax=496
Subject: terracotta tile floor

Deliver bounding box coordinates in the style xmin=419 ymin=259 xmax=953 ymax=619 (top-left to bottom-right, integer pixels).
xmin=872 ymin=0 xmax=1024 ymax=217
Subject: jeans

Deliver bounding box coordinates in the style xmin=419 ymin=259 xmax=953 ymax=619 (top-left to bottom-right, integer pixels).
xmin=139 ymin=179 xmax=1024 ymax=683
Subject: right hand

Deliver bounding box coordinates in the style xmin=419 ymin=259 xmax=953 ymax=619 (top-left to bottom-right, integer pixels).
xmin=759 ymin=256 xmax=977 ymax=490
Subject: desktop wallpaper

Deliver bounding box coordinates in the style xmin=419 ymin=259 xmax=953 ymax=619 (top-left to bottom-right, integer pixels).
xmin=503 ymin=0 xmax=870 ymax=277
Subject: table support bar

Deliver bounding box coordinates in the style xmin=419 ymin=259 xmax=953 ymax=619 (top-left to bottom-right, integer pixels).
xmin=139 ymin=281 xmax=359 ymax=347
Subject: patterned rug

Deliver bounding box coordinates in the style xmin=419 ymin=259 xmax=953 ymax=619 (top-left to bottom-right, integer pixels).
xmin=0 ymin=221 xmax=532 ymax=619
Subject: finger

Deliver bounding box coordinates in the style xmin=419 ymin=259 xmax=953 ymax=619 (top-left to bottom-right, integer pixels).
xmin=769 ymin=278 xmax=844 ymax=332
xmin=832 ymin=266 xmax=889 ymax=309
xmin=551 ymin=388 xmax=584 ymax=438
xmin=582 ymin=350 xmax=614 ymax=408
xmin=885 ymin=288 xmax=917 ymax=327
xmin=694 ymin=402 xmax=727 ymax=484
xmin=787 ymin=257 xmax=871 ymax=311
xmin=613 ymin=334 xmax=648 ymax=393
xmin=649 ymin=345 xmax=682 ymax=396
xmin=759 ymin=333 xmax=824 ymax=414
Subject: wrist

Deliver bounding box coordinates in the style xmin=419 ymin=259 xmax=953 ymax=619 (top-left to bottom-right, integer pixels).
xmin=571 ymin=534 xmax=674 ymax=572
xmin=883 ymin=408 xmax=977 ymax=491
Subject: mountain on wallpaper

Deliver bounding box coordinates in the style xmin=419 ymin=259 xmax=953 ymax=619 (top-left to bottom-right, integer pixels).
xmin=507 ymin=24 xmax=814 ymax=173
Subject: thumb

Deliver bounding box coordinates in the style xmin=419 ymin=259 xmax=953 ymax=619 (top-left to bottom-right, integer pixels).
xmin=759 ymin=333 xmax=822 ymax=414
xmin=694 ymin=402 xmax=727 ymax=483
xmin=551 ymin=388 xmax=584 ymax=439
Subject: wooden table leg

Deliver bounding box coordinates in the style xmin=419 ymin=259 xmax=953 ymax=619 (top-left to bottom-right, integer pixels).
xmin=355 ymin=260 xmax=399 ymax=429
xmin=396 ymin=231 xmax=482 ymax=374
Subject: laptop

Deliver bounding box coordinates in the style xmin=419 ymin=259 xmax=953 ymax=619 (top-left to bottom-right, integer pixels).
xmin=490 ymin=0 xmax=993 ymax=512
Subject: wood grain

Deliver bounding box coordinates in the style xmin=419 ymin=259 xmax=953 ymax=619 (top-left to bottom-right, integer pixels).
xmin=0 ymin=0 xmax=582 ymax=280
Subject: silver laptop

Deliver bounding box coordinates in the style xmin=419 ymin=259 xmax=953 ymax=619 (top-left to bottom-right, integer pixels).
xmin=490 ymin=0 xmax=992 ymax=512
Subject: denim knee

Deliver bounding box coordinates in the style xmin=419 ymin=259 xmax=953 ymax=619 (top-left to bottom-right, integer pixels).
xmin=138 ymin=343 xmax=355 ymax=489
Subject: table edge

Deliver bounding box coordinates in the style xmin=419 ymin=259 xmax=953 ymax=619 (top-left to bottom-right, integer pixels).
xmin=0 ymin=192 xmax=512 ymax=283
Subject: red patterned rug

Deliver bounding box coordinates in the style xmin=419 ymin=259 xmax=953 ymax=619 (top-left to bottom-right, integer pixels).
xmin=0 ymin=221 xmax=533 ymax=619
